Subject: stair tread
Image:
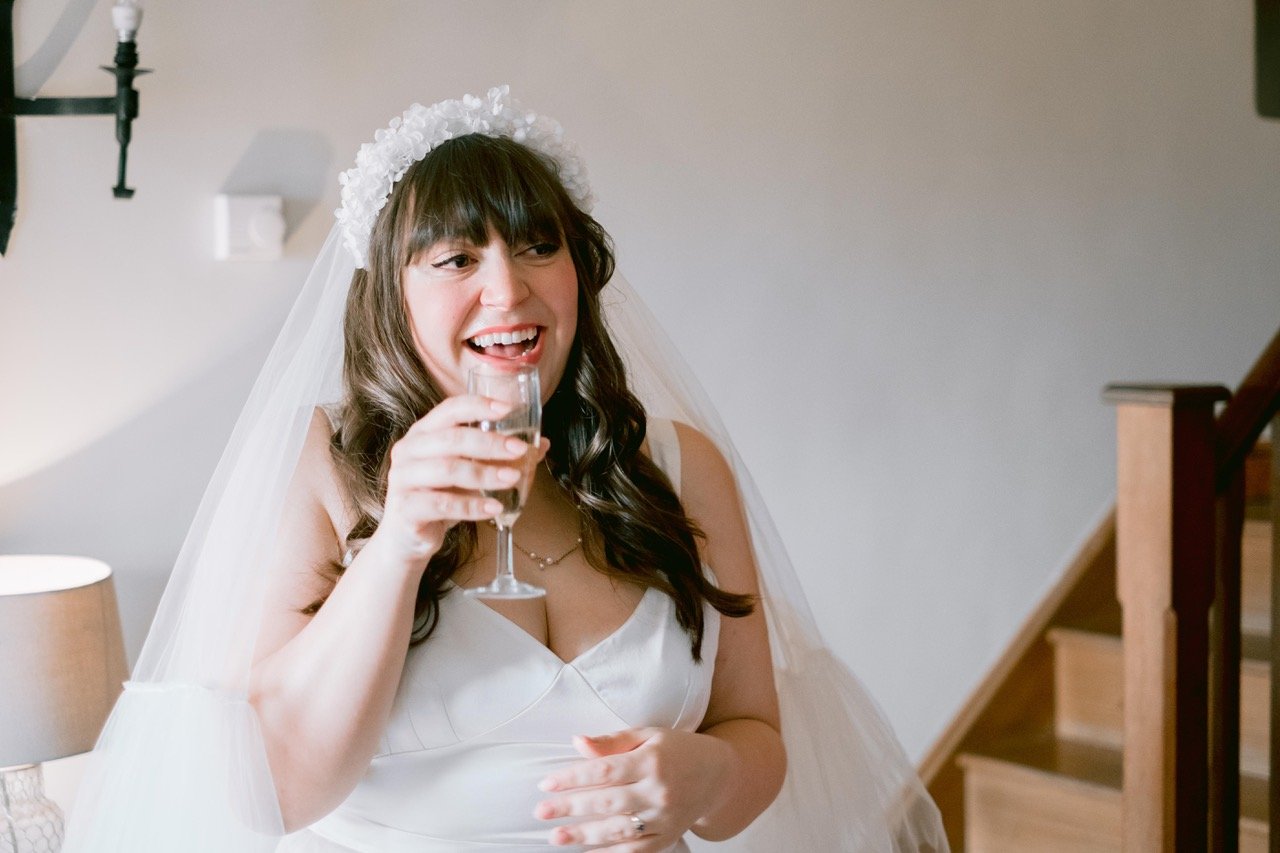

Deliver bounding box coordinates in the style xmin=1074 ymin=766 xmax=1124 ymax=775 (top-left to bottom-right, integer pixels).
xmin=960 ymin=732 xmax=1270 ymax=824
xmin=1048 ymin=624 xmax=1272 ymax=665
xmin=960 ymin=732 xmax=1122 ymax=790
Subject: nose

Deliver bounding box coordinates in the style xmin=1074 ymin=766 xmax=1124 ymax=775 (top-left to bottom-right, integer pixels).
xmin=479 ymin=253 xmax=530 ymax=309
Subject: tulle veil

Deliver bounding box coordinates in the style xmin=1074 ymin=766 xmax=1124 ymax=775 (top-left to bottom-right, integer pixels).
xmin=61 ymin=94 xmax=948 ymax=853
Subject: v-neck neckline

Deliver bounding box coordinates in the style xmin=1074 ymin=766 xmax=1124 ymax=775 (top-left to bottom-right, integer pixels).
xmin=448 ymin=584 xmax=660 ymax=669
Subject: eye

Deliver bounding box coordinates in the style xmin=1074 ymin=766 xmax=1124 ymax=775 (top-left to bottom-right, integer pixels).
xmin=524 ymin=242 xmax=560 ymax=258
xmin=431 ymin=253 xmax=472 ymax=270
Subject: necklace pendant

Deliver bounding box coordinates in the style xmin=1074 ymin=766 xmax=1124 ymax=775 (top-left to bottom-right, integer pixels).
xmin=488 ymin=519 xmax=583 ymax=570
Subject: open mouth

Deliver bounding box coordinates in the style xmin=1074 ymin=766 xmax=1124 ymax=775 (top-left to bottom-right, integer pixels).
xmin=466 ymin=326 xmax=541 ymax=359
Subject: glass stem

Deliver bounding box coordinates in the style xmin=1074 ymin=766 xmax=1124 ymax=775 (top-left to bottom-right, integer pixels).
xmin=497 ymin=522 xmax=515 ymax=585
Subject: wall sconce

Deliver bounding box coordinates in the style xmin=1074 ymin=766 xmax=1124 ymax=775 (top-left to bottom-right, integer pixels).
xmin=0 ymin=0 xmax=150 ymax=256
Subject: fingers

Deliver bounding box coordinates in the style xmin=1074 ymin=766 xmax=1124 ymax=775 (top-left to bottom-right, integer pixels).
xmin=410 ymin=394 xmax=513 ymax=431
xmin=395 ymin=424 xmax=533 ymax=467
xmin=546 ymin=812 xmax=653 ymax=848
xmin=539 ymin=753 xmax=637 ymax=793
xmin=389 ymin=395 xmax=540 ymax=495
xmin=388 ymin=456 xmax=524 ymax=492
xmin=386 ymin=489 xmax=503 ymax=523
xmin=375 ymin=394 xmax=542 ymax=563
xmin=534 ymin=785 xmax=642 ymax=821
xmin=537 ymin=733 xmax=672 ymax=850
xmin=571 ymin=730 xmax=650 ymax=758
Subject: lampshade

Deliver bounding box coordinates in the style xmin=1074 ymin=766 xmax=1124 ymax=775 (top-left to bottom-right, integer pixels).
xmin=0 ymin=556 xmax=127 ymax=767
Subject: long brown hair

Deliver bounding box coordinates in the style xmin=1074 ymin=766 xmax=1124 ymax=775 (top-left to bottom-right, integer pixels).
xmin=305 ymin=133 xmax=752 ymax=660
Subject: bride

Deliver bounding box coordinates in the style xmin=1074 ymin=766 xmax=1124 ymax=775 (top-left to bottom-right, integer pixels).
xmin=63 ymin=87 xmax=947 ymax=852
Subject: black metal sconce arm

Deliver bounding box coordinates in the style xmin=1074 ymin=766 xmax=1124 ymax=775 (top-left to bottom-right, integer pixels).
xmin=1 ymin=0 xmax=149 ymax=255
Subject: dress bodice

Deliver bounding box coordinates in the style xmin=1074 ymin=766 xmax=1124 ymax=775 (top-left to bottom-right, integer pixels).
xmin=284 ymin=418 xmax=718 ymax=852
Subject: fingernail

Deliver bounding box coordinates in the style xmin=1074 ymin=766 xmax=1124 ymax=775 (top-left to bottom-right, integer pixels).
xmin=484 ymin=500 xmax=503 ymax=515
xmin=497 ymin=467 xmax=520 ymax=484
xmin=489 ymin=399 xmax=512 ymax=413
xmin=505 ymin=437 xmax=527 ymax=454
xmin=538 ymin=778 xmax=557 ymax=792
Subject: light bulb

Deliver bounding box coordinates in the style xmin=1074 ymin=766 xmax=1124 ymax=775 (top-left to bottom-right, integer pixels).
xmin=112 ymin=0 xmax=143 ymax=41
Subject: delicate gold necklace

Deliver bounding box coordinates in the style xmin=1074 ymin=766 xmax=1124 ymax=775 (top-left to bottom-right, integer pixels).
xmin=488 ymin=520 xmax=583 ymax=570
xmin=487 ymin=459 xmax=583 ymax=570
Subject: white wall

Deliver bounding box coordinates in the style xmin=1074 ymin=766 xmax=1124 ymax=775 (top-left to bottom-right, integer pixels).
xmin=2 ymin=0 xmax=1277 ymax=791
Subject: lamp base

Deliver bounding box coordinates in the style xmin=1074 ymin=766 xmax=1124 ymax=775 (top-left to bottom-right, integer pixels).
xmin=0 ymin=765 xmax=63 ymax=853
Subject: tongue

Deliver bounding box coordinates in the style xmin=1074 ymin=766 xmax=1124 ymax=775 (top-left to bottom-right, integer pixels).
xmin=484 ymin=342 xmax=527 ymax=359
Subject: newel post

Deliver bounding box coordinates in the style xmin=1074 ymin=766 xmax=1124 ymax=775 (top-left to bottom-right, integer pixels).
xmin=1104 ymin=384 xmax=1229 ymax=853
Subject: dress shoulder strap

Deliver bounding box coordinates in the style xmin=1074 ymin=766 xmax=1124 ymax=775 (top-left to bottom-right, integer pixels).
xmin=645 ymin=417 xmax=681 ymax=496
xmin=319 ymin=402 xmax=342 ymax=434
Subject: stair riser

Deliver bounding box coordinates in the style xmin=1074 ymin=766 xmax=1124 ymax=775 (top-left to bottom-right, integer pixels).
xmin=1050 ymin=631 xmax=1271 ymax=776
xmin=962 ymin=760 xmax=1120 ymax=853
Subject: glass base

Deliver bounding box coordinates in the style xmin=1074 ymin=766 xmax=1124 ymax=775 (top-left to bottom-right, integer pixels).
xmin=463 ymin=578 xmax=546 ymax=599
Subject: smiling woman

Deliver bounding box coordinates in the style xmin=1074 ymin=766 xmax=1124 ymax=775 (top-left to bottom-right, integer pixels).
xmin=402 ymin=227 xmax=578 ymax=396
xmin=391 ymin=135 xmax=584 ymax=397
xmin=60 ymin=87 xmax=947 ymax=853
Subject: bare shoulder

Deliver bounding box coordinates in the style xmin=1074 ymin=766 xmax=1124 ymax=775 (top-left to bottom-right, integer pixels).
xmin=300 ymin=408 xmax=338 ymax=482
xmin=667 ymin=421 xmax=760 ymax=596
xmin=251 ymin=410 xmax=349 ymax=665
xmin=669 ymin=420 xmax=734 ymax=488
xmin=298 ymin=408 xmax=352 ymax=538
xmin=664 ymin=423 xmax=780 ymax=737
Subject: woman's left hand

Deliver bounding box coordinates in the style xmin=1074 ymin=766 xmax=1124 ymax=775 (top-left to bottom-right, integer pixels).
xmin=534 ymin=728 xmax=733 ymax=850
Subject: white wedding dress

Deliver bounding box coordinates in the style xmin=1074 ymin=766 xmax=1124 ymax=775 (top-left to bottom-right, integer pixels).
xmin=278 ymin=418 xmax=711 ymax=853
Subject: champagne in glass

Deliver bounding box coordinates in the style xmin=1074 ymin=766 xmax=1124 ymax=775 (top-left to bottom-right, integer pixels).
xmin=485 ymin=424 xmax=539 ymax=527
xmin=465 ymin=365 xmax=545 ymax=599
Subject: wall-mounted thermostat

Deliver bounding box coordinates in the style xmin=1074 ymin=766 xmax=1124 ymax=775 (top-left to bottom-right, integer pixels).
xmin=214 ymin=194 xmax=286 ymax=261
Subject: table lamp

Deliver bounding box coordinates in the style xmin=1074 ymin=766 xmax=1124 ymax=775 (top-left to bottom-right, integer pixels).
xmin=0 ymin=556 xmax=127 ymax=852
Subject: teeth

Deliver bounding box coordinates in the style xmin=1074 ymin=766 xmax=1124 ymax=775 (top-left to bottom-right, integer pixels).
xmin=469 ymin=327 xmax=538 ymax=348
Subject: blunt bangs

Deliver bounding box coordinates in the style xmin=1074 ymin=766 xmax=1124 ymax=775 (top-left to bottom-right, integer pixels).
xmin=399 ymin=134 xmax=573 ymax=265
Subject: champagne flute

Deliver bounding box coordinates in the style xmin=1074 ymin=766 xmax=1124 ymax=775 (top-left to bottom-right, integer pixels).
xmin=465 ymin=365 xmax=545 ymax=599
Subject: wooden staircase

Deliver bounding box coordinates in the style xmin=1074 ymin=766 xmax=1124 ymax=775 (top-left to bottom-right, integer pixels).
xmin=928 ymin=445 xmax=1273 ymax=851
xmin=918 ymin=323 xmax=1280 ymax=853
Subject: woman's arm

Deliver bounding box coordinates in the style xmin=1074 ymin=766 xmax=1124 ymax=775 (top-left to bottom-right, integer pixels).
xmin=248 ymin=410 xmax=422 ymax=832
xmin=249 ymin=400 xmax=530 ymax=831
xmin=672 ymin=420 xmax=786 ymax=840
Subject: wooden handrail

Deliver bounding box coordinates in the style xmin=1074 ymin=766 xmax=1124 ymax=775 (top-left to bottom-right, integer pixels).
xmin=1216 ymin=325 xmax=1280 ymax=490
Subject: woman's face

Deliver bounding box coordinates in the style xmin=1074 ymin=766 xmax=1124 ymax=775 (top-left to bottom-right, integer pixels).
xmin=401 ymin=226 xmax=579 ymax=401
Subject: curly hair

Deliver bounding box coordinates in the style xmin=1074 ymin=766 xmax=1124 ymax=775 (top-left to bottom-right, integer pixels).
xmin=303 ymin=134 xmax=753 ymax=660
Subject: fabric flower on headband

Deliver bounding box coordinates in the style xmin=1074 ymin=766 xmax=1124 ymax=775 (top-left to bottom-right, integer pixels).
xmin=335 ymin=85 xmax=595 ymax=269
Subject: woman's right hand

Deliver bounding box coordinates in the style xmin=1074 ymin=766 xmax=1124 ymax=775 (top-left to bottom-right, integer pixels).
xmin=369 ymin=395 xmax=535 ymax=568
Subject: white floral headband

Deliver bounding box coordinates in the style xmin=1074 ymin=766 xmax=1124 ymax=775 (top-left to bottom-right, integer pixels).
xmin=334 ymin=85 xmax=595 ymax=269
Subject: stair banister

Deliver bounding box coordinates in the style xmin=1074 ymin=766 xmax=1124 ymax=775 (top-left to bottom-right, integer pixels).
xmin=1106 ymin=324 xmax=1280 ymax=853
xmin=1104 ymin=384 xmax=1228 ymax=852
xmin=1209 ymin=325 xmax=1280 ymax=853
